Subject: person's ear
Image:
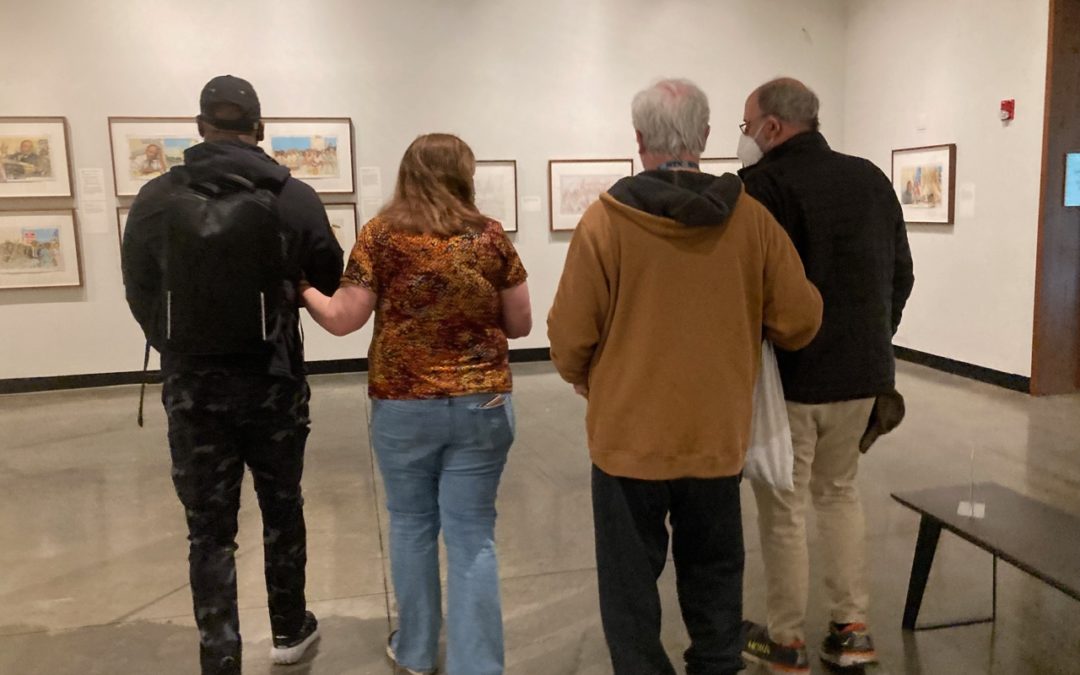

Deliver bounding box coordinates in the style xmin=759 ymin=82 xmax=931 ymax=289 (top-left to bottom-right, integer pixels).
xmin=762 ymin=116 xmax=782 ymax=148
xmin=635 ymin=130 xmax=646 ymax=155
xmin=255 ymin=121 xmax=265 ymax=143
xmin=703 ymin=124 xmax=711 ymax=147
xmin=196 ymin=115 xmax=206 ymax=139
xmin=765 ymin=116 xmax=779 ymax=136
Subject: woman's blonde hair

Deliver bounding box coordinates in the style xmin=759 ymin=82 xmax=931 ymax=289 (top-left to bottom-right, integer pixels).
xmin=379 ymin=133 xmax=489 ymax=236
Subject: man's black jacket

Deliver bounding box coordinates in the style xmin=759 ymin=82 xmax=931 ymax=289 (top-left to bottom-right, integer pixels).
xmin=740 ymin=131 xmax=914 ymax=403
xmin=122 ymin=140 xmax=343 ymax=379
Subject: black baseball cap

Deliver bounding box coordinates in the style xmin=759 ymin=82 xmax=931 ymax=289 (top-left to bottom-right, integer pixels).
xmin=199 ymin=75 xmax=261 ymax=132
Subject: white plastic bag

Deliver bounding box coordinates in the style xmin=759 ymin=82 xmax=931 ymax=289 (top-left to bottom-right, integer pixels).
xmin=744 ymin=341 xmax=795 ymax=491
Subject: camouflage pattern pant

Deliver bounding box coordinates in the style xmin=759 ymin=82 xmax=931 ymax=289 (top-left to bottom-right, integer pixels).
xmin=162 ymin=371 xmax=311 ymax=675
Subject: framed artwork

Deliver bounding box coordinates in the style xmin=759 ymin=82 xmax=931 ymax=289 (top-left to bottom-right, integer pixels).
xmin=118 ymin=205 xmax=358 ymax=264
xmin=116 ymin=207 xmax=129 ymax=248
xmin=474 ymin=160 xmax=518 ymax=232
xmin=892 ymin=144 xmax=957 ymax=224
xmin=1064 ymin=152 xmax=1080 ymax=208
xmin=548 ymin=158 xmax=634 ymax=231
xmin=0 ymin=210 xmax=81 ymax=289
xmin=0 ymin=117 xmax=73 ymax=198
xmin=325 ymin=203 xmax=358 ymax=262
xmin=109 ymin=117 xmax=200 ymax=197
xmin=700 ymin=157 xmax=742 ymax=176
xmin=260 ymin=118 xmax=355 ymax=194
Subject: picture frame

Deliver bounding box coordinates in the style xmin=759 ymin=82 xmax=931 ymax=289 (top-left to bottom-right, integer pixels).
xmin=0 ymin=117 xmax=73 ymax=198
xmin=548 ymin=158 xmax=634 ymax=231
xmin=119 ymin=204 xmax=359 ymax=264
xmin=1064 ymin=152 xmax=1080 ymax=208
xmin=892 ymin=144 xmax=957 ymax=224
xmin=116 ymin=206 xmax=128 ymax=248
xmin=108 ymin=117 xmax=200 ymax=197
xmin=699 ymin=157 xmax=742 ymax=176
xmin=0 ymin=210 xmax=82 ymax=290
xmin=474 ymin=160 xmax=518 ymax=232
xmin=325 ymin=203 xmax=358 ymax=263
xmin=260 ymin=117 xmax=355 ymax=194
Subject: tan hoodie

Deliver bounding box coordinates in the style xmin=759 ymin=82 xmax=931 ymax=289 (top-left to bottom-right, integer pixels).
xmin=548 ymin=171 xmax=822 ymax=480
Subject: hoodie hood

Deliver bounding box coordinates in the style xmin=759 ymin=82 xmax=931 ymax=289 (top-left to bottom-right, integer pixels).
xmin=182 ymin=140 xmax=290 ymax=189
xmin=604 ymin=170 xmax=742 ymax=235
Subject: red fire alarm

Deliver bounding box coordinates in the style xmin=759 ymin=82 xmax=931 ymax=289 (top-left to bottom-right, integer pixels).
xmin=1000 ymin=99 xmax=1016 ymax=121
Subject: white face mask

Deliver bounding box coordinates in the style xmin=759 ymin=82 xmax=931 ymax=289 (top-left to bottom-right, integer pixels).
xmin=737 ymin=130 xmax=764 ymax=168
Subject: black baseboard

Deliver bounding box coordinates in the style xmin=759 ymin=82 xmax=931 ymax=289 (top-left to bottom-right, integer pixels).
xmin=0 ymin=348 xmax=554 ymax=395
xmin=508 ymin=347 xmax=551 ymax=363
xmin=0 ymin=345 xmax=1029 ymax=395
xmin=0 ymin=370 xmax=165 ymax=394
xmin=305 ymin=358 xmax=368 ymax=375
xmin=894 ymin=345 xmax=1031 ymax=393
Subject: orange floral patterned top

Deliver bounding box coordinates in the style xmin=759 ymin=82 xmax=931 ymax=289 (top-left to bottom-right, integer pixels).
xmin=342 ymin=217 xmax=528 ymax=399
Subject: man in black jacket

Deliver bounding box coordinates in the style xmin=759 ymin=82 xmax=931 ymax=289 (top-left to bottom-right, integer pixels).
xmin=122 ymin=75 xmax=343 ymax=675
xmin=736 ymin=78 xmax=914 ymax=673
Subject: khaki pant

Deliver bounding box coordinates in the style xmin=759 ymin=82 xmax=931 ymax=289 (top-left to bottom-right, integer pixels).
xmin=751 ymin=398 xmax=875 ymax=644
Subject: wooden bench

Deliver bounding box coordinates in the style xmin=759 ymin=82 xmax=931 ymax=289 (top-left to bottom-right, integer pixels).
xmin=891 ymin=482 xmax=1080 ymax=630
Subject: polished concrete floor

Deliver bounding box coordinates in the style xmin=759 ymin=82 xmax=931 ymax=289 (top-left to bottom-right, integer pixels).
xmin=1 ymin=361 xmax=1079 ymax=674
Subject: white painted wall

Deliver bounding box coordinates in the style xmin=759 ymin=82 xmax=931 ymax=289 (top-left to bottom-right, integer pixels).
xmin=843 ymin=0 xmax=1050 ymax=377
xmin=0 ymin=0 xmax=849 ymax=380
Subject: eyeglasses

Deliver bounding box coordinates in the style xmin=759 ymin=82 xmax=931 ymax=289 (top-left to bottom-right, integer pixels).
xmin=739 ymin=115 xmax=770 ymax=135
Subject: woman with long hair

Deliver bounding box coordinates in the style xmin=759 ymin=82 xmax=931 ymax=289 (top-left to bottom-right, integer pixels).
xmin=302 ymin=133 xmax=531 ymax=675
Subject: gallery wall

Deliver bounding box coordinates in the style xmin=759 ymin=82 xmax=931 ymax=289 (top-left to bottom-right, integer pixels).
xmin=843 ymin=0 xmax=1051 ymax=378
xmin=0 ymin=0 xmax=849 ymax=380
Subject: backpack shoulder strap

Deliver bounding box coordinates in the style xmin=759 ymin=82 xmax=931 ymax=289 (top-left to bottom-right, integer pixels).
xmin=137 ymin=339 xmax=151 ymax=428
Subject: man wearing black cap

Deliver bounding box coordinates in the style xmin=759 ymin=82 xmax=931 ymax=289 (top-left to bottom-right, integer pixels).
xmin=122 ymin=75 xmax=343 ymax=674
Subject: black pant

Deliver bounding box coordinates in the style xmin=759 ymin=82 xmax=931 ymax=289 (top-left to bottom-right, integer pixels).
xmin=163 ymin=371 xmax=311 ymax=675
xmin=592 ymin=465 xmax=745 ymax=675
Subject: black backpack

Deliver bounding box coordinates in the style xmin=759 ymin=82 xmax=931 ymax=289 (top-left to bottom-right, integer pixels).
xmin=155 ymin=167 xmax=289 ymax=355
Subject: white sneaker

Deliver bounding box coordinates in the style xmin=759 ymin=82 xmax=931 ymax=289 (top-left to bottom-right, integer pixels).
xmin=270 ymin=611 xmax=320 ymax=665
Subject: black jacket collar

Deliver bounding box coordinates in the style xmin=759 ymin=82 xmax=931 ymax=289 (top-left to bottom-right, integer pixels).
xmin=759 ymin=131 xmax=830 ymax=165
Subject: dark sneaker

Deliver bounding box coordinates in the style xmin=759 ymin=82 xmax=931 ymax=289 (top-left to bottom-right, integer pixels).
xmin=819 ymin=622 xmax=878 ymax=668
xmin=741 ymin=620 xmax=810 ymax=673
xmin=385 ymin=630 xmax=437 ymax=674
xmin=271 ymin=611 xmax=320 ymax=665
xmin=206 ymin=654 xmax=240 ymax=675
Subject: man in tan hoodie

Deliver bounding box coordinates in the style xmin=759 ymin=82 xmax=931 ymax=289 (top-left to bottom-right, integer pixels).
xmin=548 ymin=78 xmax=823 ymax=675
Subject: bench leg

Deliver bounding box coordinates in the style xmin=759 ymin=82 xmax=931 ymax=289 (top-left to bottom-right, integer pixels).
xmin=902 ymin=515 xmax=942 ymax=630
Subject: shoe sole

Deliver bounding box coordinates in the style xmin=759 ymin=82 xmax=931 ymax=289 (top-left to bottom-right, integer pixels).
xmin=270 ymin=628 xmax=320 ymax=665
xmin=742 ymin=651 xmax=810 ymax=674
xmin=820 ymin=650 xmax=878 ymax=668
xmin=385 ymin=643 xmax=436 ymax=674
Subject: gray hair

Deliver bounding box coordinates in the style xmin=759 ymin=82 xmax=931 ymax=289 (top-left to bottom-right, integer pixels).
xmin=631 ymin=78 xmax=710 ymax=157
xmin=755 ymin=78 xmax=820 ymax=131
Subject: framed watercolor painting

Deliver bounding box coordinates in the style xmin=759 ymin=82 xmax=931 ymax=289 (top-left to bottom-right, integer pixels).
xmin=108 ymin=117 xmax=200 ymax=197
xmin=116 ymin=207 xmax=128 ymax=248
xmin=892 ymin=144 xmax=957 ymax=224
xmin=0 ymin=117 xmax=73 ymax=198
xmin=325 ymin=203 xmax=358 ymax=263
xmin=260 ymin=118 xmax=355 ymax=194
xmin=1064 ymin=152 xmax=1080 ymax=208
xmin=699 ymin=157 xmax=742 ymax=176
xmin=548 ymin=158 xmax=634 ymax=231
xmin=0 ymin=210 xmax=81 ymax=289
xmin=474 ymin=160 xmax=518 ymax=232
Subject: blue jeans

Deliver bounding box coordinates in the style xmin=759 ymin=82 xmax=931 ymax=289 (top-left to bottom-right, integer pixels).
xmin=371 ymin=393 xmax=514 ymax=675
